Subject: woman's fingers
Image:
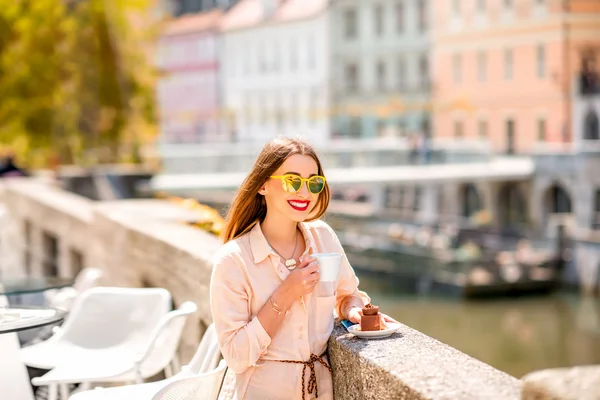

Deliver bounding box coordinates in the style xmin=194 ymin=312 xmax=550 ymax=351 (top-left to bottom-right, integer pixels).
xmin=297 ymin=256 xmax=316 ymax=269
xmin=381 ymin=313 xmax=398 ymax=324
xmin=347 ymin=307 xmax=362 ymax=324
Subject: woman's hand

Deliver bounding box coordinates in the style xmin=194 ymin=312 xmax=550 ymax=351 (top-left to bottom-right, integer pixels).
xmin=275 ymin=257 xmax=320 ymax=308
xmin=347 ymin=307 xmax=398 ymax=327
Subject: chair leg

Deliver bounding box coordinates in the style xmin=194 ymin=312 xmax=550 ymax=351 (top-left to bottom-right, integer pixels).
xmin=170 ymin=354 xmax=181 ymax=374
xmin=164 ymin=363 xmax=173 ymax=378
xmin=59 ymin=383 xmax=70 ymax=400
xmin=48 ymin=384 xmax=58 ymax=400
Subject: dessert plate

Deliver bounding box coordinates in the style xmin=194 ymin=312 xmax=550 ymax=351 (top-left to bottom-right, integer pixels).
xmin=347 ymin=322 xmax=401 ymax=339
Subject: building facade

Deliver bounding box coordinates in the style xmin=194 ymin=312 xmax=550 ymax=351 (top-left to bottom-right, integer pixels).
xmin=330 ymin=0 xmax=431 ymax=139
xmin=432 ymin=0 xmax=600 ymax=154
xmin=156 ymin=10 xmax=226 ymax=144
xmin=220 ymin=0 xmax=331 ymax=144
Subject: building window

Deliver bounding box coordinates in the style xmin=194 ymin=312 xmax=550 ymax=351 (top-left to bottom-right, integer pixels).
xmin=397 ymin=119 xmax=407 ymax=136
xmin=348 ymin=117 xmax=361 ymax=138
xmin=461 ymin=184 xmax=483 ymax=218
xmin=413 ymin=186 xmax=422 ymax=212
xmin=309 ymin=89 xmax=319 ymax=124
xmin=259 ymin=94 xmax=267 ymax=125
xmin=307 ymin=38 xmax=315 ymax=70
xmin=417 ymin=0 xmax=427 ymax=32
xmin=478 ymin=51 xmax=487 ymax=82
xmin=346 ymin=63 xmax=359 ymax=93
xmin=453 ymin=0 xmax=460 ymax=16
xmin=385 ymin=186 xmax=405 ymax=210
xmin=42 ymin=232 xmax=59 ymax=277
xmin=272 ymin=42 xmax=280 ymax=72
xmin=537 ymin=44 xmax=545 ymax=78
xmin=344 ymin=8 xmax=358 ymax=39
xmin=288 ymin=93 xmax=297 ymax=126
xmin=377 ymin=61 xmax=386 ymax=91
xmin=395 ymin=1 xmax=405 ymax=33
xmin=584 ymin=108 xmax=600 ymax=140
xmin=374 ymin=4 xmax=384 ymax=36
xmin=546 ymin=184 xmax=572 ymax=214
xmin=377 ymin=120 xmax=386 ymax=137
xmin=437 ymin=185 xmax=447 ymax=216
xmin=478 ymin=119 xmax=488 ymax=139
xmin=455 ymin=121 xmax=464 ymax=137
xmin=419 ymin=54 xmax=429 ymax=89
xmin=537 ymin=118 xmax=546 ymax=141
xmin=258 ymin=44 xmax=266 ymax=74
xmin=593 ymin=190 xmax=600 ymax=230
xmin=244 ymin=46 xmax=252 ymax=74
xmin=24 ymin=220 xmax=32 ymax=276
xmin=244 ymin=93 xmax=252 ymax=125
xmin=477 ymin=0 xmax=485 ymax=13
xmin=290 ymin=39 xmax=297 ymax=71
xmin=504 ymin=48 xmax=513 ymax=80
xmin=70 ymin=248 xmax=84 ymax=276
xmin=506 ymin=118 xmax=515 ymax=154
xmin=397 ymin=57 xmax=406 ymax=90
xmin=453 ymin=53 xmax=462 ymax=83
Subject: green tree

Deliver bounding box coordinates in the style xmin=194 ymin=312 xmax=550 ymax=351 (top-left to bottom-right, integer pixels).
xmin=0 ymin=0 xmax=158 ymax=168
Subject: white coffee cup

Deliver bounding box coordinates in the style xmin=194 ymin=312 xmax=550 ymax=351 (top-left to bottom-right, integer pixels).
xmin=313 ymin=253 xmax=343 ymax=282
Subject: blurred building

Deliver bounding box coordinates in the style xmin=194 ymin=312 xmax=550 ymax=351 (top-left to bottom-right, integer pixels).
xmin=220 ymin=0 xmax=331 ymax=144
xmin=169 ymin=0 xmax=240 ymax=16
xmin=432 ymin=0 xmax=600 ymax=154
xmin=156 ymin=9 xmax=226 ymax=144
xmin=330 ymin=0 xmax=431 ymax=139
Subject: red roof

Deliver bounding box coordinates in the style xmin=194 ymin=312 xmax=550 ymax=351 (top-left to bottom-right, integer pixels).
xmin=163 ymin=9 xmax=223 ymax=36
xmin=221 ymin=0 xmax=328 ymax=32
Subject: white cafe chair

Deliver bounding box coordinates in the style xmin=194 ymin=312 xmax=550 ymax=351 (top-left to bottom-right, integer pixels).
xmin=31 ymin=297 xmax=196 ymax=400
xmin=45 ymin=268 xmax=104 ymax=311
xmin=21 ymin=287 xmax=172 ymax=372
xmin=68 ymin=324 xmax=222 ymax=400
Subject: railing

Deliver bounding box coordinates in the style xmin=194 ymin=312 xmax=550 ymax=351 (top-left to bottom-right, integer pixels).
xmin=158 ymin=137 xmax=492 ymax=175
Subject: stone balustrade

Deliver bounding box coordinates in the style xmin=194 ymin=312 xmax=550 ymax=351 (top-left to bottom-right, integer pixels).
xmin=1 ymin=177 xmax=596 ymax=400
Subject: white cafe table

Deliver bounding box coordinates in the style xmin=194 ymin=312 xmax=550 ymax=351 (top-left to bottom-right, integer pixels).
xmin=1 ymin=293 xmax=66 ymax=400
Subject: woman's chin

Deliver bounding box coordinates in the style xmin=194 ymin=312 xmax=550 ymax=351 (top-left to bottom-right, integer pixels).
xmin=289 ymin=213 xmax=310 ymax=223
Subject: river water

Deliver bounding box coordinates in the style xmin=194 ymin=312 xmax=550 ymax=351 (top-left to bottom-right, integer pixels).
xmin=356 ymin=271 xmax=600 ymax=378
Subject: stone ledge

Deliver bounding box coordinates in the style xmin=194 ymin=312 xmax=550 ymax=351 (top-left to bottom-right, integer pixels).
xmin=4 ymin=178 xmax=94 ymax=223
xmin=328 ymin=322 xmax=522 ymax=400
xmin=521 ymin=365 xmax=600 ymax=400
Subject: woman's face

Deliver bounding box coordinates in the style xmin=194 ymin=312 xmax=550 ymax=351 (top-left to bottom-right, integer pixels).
xmin=260 ymin=154 xmax=321 ymax=223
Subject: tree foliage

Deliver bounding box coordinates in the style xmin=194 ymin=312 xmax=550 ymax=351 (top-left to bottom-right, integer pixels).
xmin=0 ymin=0 xmax=159 ymax=168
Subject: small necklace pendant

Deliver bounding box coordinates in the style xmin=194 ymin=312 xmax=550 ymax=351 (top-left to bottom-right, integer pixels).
xmin=285 ymin=258 xmax=297 ymax=270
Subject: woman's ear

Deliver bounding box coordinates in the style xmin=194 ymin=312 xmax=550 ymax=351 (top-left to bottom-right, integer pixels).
xmin=258 ymin=183 xmax=267 ymax=196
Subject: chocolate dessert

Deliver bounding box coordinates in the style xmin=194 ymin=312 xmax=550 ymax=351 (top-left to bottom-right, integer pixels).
xmin=360 ymin=303 xmax=381 ymax=331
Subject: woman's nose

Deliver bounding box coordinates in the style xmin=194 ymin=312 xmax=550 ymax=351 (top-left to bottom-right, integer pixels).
xmin=297 ymin=181 xmax=310 ymax=197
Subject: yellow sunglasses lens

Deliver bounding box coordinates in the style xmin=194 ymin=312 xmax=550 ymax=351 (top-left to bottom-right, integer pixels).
xmin=308 ymin=177 xmax=325 ymax=194
xmin=283 ymin=175 xmax=303 ymax=192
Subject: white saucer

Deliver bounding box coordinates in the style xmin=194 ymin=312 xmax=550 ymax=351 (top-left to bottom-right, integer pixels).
xmin=347 ymin=322 xmax=401 ymax=339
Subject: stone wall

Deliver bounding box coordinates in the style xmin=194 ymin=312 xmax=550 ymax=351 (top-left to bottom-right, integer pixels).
xmin=9 ymin=177 xmax=596 ymax=399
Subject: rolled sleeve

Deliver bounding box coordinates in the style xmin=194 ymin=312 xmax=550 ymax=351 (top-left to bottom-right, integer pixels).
xmin=210 ymin=250 xmax=272 ymax=374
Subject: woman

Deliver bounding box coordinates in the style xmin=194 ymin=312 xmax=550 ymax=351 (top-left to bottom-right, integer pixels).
xmin=210 ymin=137 xmax=395 ymax=400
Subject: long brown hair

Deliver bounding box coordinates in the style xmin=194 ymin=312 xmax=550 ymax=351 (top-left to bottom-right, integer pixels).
xmin=222 ymin=137 xmax=330 ymax=243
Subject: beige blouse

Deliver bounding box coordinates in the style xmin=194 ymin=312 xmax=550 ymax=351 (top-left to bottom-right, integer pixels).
xmin=210 ymin=220 xmax=368 ymax=400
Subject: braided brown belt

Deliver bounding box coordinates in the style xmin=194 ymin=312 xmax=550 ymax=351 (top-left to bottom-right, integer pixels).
xmin=277 ymin=353 xmax=333 ymax=400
